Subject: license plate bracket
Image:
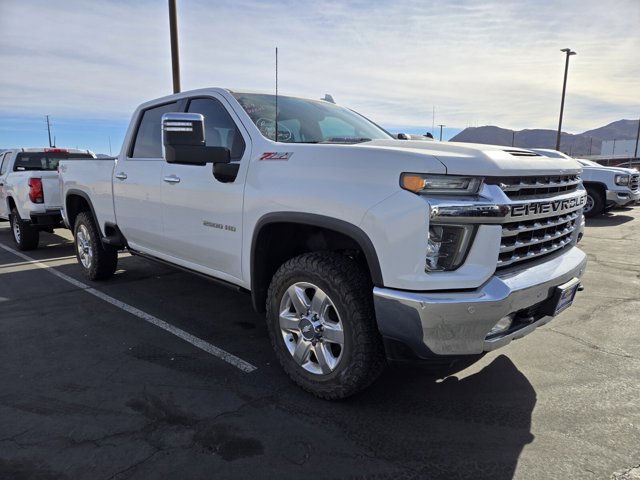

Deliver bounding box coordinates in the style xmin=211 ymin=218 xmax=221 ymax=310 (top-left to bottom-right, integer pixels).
xmin=550 ymin=278 xmax=581 ymax=316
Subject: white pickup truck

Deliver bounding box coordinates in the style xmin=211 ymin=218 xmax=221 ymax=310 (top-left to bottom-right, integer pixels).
xmin=0 ymin=147 xmax=95 ymax=249
xmin=59 ymin=89 xmax=588 ymax=398
xmin=532 ymin=149 xmax=640 ymax=217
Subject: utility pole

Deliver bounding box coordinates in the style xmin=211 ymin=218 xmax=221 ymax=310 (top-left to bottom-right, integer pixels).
xmin=46 ymin=115 xmax=52 ymax=147
xmin=634 ymin=118 xmax=640 ymax=159
xmin=168 ymin=0 xmax=181 ymax=93
xmin=438 ymin=124 xmax=446 ymax=141
xmin=512 ymin=130 xmax=515 ymax=147
xmin=556 ymin=48 xmax=576 ymax=151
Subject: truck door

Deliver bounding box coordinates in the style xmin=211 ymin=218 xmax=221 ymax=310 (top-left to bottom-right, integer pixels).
xmin=160 ymin=95 xmax=249 ymax=281
xmin=0 ymin=152 xmax=11 ymax=218
xmin=113 ymin=102 xmax=179 ymax=254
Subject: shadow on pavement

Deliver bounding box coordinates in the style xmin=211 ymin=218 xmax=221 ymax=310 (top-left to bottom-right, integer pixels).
xmin=333 ymin=354 xmax=537 ymax=479
xmin=585 ymin=212 xmax=635 ymax=227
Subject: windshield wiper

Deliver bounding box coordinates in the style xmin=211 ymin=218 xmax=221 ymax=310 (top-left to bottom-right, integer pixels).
xmin=319 ymin=137 xmax=372 ymax=144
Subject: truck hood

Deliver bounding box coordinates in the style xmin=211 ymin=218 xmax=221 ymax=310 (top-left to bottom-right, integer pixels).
xmin=359 ymin=139 xmax=582 ymax=176
xmin=581 ymin=164 xmax=637 ymax=174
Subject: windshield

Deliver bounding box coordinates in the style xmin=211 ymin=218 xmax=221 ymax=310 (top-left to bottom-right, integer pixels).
xmin=231 ymin=92 xmax=392 ymax=144
xmin=14 ymin=151 xmax=94 ymax=171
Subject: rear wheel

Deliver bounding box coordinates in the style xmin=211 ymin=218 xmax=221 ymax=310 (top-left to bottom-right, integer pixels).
xmin=74 ymin=211 xmax=118 ymax=280
xmin=266 ymin=252 xmax=385 ymax=399
xmin=10 ymin=207 xmax=39 ymax=250
xmin=584 ymin=187 xmax=604 ymax=218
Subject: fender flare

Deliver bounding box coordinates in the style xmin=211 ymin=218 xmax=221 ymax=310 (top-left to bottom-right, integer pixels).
xmin=250 ymin=212 xmax=384 ymax=311
xmin=64 ymin=189 xmax=103 ymax=236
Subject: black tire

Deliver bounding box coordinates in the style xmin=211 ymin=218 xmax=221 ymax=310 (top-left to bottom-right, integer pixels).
xmin=266 ymin=252 xmax=385 ymax=399
xmin=10 ymin=207 xmax=39 ymax=250
xmin=584 ymin=187 xmax=604 ymax=218
xmin=73 ymin=211 xmax=118 ymax=280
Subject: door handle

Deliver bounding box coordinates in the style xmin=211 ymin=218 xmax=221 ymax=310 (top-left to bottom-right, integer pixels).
xmin=115 ymin=172 xmax=128 ymax=180
xmin=163 ymin=175 xmax=181 ymax=184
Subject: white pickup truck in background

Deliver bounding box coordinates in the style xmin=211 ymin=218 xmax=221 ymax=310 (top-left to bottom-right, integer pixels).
xmin=59 ymin=88 xmax=588 ymax=398
xmin=532 ymin=149 xmax=640 ymax=217
xmin=0 ymin=147 xmax=96 ymax=249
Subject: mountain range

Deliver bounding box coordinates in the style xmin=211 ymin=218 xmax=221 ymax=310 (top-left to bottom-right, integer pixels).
xmin=449 ymin=119 xmax=639 ymax=156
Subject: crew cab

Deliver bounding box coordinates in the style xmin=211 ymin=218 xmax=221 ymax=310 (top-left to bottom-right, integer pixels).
xmin=0 ymin=147 xmax=96 ymax=249
xmin=59 ymin=89 xmax=588 ymax=399
xmin=532 ymin=149 xmax=640 ymax=217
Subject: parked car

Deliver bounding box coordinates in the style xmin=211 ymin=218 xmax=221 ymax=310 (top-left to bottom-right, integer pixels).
xmin=530 ymin=149 xmax=640 ymax=217
xmin=0 ymin=147 xmax=96 ymax=249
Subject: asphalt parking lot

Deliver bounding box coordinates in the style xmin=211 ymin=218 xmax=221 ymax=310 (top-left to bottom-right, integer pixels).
xmin=1 ymin=209 xmax=639 ymax=480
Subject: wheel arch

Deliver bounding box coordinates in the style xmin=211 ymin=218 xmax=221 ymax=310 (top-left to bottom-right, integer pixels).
xmin=65 ymin=190 xmax=100 ymax=234
xmin=6 ymin=195 xmax=16 ymax=212
xmin=250 ymin=212 xmax=383 ymax=313
xmin=582 ymin=181 xmax=607 ymax=196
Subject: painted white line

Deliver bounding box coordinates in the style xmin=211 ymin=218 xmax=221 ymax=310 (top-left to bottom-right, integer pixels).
xmin=0 ymin=243 xmax=257 ymax=373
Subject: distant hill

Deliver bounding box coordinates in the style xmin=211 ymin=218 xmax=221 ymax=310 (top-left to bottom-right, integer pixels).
xmin=581 ymin=119 xmax=639 ymax=141
xmin=450 ymin=119 xmax=639 ymax=156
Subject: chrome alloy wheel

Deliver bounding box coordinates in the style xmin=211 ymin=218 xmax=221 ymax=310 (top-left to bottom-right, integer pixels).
xmin=12 ymin=216 xmax=21 ymax=243
xmin=584 ymin=195 xmax=594 ymax=214
xmin=76 ymin=224 xmax=93 ymax=269
xmin=278 ymin=282 xmax=345 ymax=375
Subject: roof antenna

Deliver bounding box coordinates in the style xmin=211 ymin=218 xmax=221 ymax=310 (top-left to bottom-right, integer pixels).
xmin=275 ymin=46 xmax=278 ymax=142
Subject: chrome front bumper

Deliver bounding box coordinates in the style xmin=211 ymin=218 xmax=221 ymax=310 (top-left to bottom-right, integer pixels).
xmin=606 ymin=189 xmax=640 ymax=206
xmin=373 ymin=246 xmax=587 ymax=359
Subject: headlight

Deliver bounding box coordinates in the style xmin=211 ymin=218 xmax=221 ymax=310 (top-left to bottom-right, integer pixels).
xmin=426 ymin=224 xmax=475 ymax=272
xmin=614 ymin=174 xmax=630 ymax=186
xmin=401 ymin=173 xmax=483 ymax=195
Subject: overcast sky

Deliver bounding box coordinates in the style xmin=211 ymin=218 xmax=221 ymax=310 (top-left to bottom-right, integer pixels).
xmin=1 ymin=0 xmax=639 ymax=154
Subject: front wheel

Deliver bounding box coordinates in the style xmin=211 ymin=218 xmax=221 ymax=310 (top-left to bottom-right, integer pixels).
xmin=74 ymin=211 xmax=118 ymax=280
xmin=10 ymin=207 xmax=39 ymax=250
xmin=266 ymin=252 xmax=385 ymax=399
xmin=584 ymin=187 xmax=604 ymax=218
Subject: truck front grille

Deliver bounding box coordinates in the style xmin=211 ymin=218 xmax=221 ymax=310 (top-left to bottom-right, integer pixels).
xmin=498 ymin=211 xmax=580 ymax=268
xmin=631 ymin=174 xmax=639 ymax=192
xmin=492 ymin=174 xmax=583 ymax=269
xmin=488 ymin=174 xmax=581 ymax=200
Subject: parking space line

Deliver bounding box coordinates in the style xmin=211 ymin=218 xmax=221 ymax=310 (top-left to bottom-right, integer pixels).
xmin=0 ymin=243 xmax=258 ymax=373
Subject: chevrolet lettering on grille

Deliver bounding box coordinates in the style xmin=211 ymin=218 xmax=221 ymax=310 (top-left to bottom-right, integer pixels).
xmin=510 ymin=195 xmax=586 ymax=218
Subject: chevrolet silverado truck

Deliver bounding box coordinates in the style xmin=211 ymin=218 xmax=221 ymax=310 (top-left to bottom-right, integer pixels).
xmin=532 ymin=149 xmax=640 ymax=217
xmin=59 ymin=89 xmax=588 ymax=399
xmin=0 ymin=147 xmax=95 ymax=249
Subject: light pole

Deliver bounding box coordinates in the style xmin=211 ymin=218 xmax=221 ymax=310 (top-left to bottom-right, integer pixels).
xmin=168 ymin=0 xmax=181 ymax=93
xmin=556 ymin=48 xmax=576 ymax=151
xmin=438 ymin=124 xmax=446 ymax=141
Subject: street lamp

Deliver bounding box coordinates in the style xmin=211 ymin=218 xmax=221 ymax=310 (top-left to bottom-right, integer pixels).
xmin=556 ymin=48 xmax=576 ymax=151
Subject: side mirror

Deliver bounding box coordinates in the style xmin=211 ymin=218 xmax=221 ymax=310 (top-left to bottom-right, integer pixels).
xmin=162 ymin=113 xmax=230 ymax=165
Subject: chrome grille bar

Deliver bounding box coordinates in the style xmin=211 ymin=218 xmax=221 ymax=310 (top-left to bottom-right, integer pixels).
xmin=501 ymin=211 xmax=580 ymax=238
xmin=500 ymin=177 xmax=581 ymax=192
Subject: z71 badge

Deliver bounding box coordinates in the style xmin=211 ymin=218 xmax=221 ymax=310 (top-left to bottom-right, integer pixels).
xmin=260 ymin=152 xmax=293 ymax=161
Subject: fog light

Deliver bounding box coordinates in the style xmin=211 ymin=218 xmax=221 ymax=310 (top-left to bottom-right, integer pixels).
xmin=488 ymin=314 xmax=514 ymax=336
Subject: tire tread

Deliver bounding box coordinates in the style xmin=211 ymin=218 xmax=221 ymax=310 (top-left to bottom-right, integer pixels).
xmin=266 ymin=252 xmax=385 ymax=400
